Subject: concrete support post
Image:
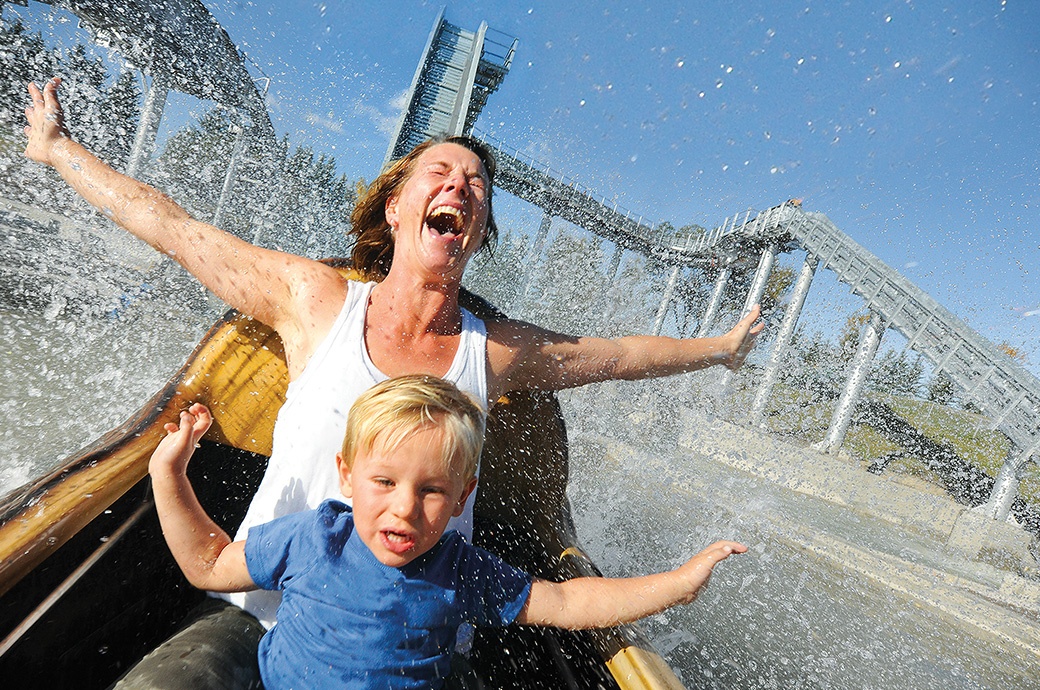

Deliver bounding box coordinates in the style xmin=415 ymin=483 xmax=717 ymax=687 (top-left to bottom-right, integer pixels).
xmin=719 ymin=243 xmax=777 ymax=390
xmin=651 ymin=265 xmax=682 ymax=336
xmin=697 ymin=259 xmax=732 ymax=337
xmin=741 ymin=243 xmax=778 ymax=318
xmin=817 ymin=311 xmax=885 ymax=454
xmin=606 ymin=244 xmax=624 ymax=281
xmin=528 ymin=212 xmax=552 ymax=262
xmin=985 ymin=449 xmax=1032 ymax=522
xmin=125 ymin=78 xmax=169 ymax=179
xmin=519 ymin=212 xmax=553 ymax=309
xmin=749 ymin=253 xmax=819 ymax=425
xmin=213 ymin=122 xmax=251 ymax=230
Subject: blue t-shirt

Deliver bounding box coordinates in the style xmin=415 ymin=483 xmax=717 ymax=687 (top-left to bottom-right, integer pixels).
xmin=245 ymin=500 xmax=532 ymax=690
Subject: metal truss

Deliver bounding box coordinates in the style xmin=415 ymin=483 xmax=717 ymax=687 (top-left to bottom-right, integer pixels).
xmin=384 ymin=9 xmax=516 ymax=164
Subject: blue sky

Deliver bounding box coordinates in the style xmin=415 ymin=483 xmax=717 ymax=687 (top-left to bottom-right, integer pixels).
xmin=9 ymin=1 xmax=1040 ymax=370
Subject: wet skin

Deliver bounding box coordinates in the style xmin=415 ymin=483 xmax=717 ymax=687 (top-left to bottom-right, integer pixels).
xmin=337 ymin=426 xmax=477 ymax=568
xmin=384 ymin=143 xmax=491 ymax=286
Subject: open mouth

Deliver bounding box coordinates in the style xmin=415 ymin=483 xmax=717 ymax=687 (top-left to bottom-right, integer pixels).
xmin=425 ymin=205 xmax=464 ymax=236
xmin=381 ymin=529 xmax=417 ymax=554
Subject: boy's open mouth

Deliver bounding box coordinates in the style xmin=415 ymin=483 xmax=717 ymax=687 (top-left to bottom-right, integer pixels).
xmin=425 ymin=205 xmax=464 ymax=236
xmin=381 ymin=529 xmax=417 ymax=554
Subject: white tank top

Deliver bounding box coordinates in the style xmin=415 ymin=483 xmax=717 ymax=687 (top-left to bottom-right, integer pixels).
xmin=221 ymin=280 xmax=488 ymax=627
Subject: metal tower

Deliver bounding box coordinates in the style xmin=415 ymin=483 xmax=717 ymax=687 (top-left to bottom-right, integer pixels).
xmin=383 ymin=9 xmax=516 ymax=165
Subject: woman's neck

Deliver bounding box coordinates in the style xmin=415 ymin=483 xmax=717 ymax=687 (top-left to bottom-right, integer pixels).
xmin=370 ymin=267 xmax=464 ymax=336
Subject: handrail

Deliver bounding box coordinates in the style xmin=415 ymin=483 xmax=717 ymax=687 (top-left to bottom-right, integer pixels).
xmin=0 ymin=499 xmax=153 ymax=655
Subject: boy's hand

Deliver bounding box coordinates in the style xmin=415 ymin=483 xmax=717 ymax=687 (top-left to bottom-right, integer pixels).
xmin=24 ymin=78 xmax=72 ymax=166
xmin=149 ymin=403 xmax=213 ymax=478
xmin=676 ymin=540 xmax=747 ymax=602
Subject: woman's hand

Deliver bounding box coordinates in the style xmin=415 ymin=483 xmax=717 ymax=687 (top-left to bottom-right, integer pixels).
xmin=24 ymin=78 xmax=71 ymax=166
xmin=720 ymin=304 xmax=764 ymax=370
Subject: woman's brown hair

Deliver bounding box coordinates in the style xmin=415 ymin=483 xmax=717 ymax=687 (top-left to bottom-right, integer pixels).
xmin=349 ymin=135 xmax=499 ymax=280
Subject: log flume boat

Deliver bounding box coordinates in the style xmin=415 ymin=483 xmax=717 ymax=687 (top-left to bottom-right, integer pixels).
xmin=0 ymin=264 xmax=686 ymax=689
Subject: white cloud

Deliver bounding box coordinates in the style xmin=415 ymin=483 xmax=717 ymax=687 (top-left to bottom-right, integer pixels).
xmin=304 ymin=111 xmax=345 ymax=134
xmin=353 ymin=88 xmax=409 ymax=136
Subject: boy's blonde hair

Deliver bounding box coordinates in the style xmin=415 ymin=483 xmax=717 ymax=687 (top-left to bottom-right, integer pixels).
xmin=341 ymin=375 xmax=485 ymax=481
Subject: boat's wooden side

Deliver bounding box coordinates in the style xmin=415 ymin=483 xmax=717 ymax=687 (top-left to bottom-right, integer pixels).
xmin=0 ymin=310 xmax=285 ymax=601
xmin=0 ymin=267 xmax=687 ymax=689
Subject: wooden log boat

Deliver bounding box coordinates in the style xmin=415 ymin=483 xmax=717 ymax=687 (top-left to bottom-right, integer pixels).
xmin=0 ymin=264 xmax=686 ymax=689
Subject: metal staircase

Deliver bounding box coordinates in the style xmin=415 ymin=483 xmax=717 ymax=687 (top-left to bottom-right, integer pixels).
xmin=384 ymin=10 xmax=516 ymax=164
xmin=481 ymin=135 xmax=789 ymax=263
xmin=772 ymin=206 xmax=1040 ymax=462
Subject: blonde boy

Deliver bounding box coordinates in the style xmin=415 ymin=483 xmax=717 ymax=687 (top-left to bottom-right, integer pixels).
xmin=150 ymin=375 xmax=746 ymax=689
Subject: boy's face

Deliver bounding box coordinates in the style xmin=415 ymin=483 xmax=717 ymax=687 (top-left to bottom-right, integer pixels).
xmin=337 ymin=425 xmax=476 ymax=568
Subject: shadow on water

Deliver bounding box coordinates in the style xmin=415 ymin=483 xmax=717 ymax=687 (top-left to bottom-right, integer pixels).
xmin=859 ymin=399 xmax=1040 ymax=535
xmin=560 ymin=380 xmax=1040 ymax=690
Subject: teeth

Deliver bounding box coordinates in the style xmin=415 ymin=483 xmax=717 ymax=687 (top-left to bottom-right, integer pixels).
xmin=427 ymin=205 xmax=464 ymax=234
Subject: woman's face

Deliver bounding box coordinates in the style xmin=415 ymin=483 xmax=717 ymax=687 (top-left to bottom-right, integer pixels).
xmin=385 ymin=143 xmax=490 ymax=282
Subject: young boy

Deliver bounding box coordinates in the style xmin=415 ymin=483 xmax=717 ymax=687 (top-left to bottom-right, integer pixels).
xmin=149 ymin=375 xmax=747 ymax=689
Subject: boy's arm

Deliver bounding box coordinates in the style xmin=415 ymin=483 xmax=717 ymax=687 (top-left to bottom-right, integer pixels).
xmin=516 ymin=540 xmax=746 ymax=630
xmin=148 ymin=404 xmax=257 ymax=593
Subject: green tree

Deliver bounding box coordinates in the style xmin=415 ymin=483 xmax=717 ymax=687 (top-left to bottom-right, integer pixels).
xmin=779 ymin=328 xmax=844 ymax=398
xmin=150 ymin=110 xmax=355 ymax=256
xmin=0 ymin=20 xmax=58 ymax=202
xmin=464 ymin=227 xmax=528 ymax=314
xmin=0 ymin=20 xmax=54 ymax=126
xmin=98 ymin=70 xmax=140 ymax=169
xmin=152 ymin=107 xmax=238 ymax=221
xmin=838 ymin=311 xmax=872 ymax=363
xmin=679 ymin=223 xmax=706 ymax=241
xmin=525 ymin=229 xmax=608 ymax=335
xmin=926 ymin=370 xmax=957 ymax=405
xmin=59 ymin=44 xmax=109 ymax=156
xmin=762 ymin=265 xmax=795 ymax=314
xmin=869 ymin=349 xmax=924 ymax=397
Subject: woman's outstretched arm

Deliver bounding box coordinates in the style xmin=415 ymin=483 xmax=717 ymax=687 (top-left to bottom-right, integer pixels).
xmin=487 ymin=304 xmax=764 ymax=395
xmin=23 ymin=78 xmax=344 ymax=343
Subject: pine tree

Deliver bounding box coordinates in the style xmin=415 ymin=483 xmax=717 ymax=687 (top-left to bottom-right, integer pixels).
xmin=99 ymin=70 xmax=140 ymax=169
xmin=869 ymin=349 xmax=924 ymax=397
xmin=926 ymin=370 xmax=956 ymax=406
xmin=0 ymin=20 xmax=57 ymax=202
xmin=59 ymin=44 xmax=109 ymax=156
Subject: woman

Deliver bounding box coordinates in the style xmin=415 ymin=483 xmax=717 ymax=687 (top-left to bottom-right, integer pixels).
xmin=24 ymin=78 xmax=762 ymax=687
